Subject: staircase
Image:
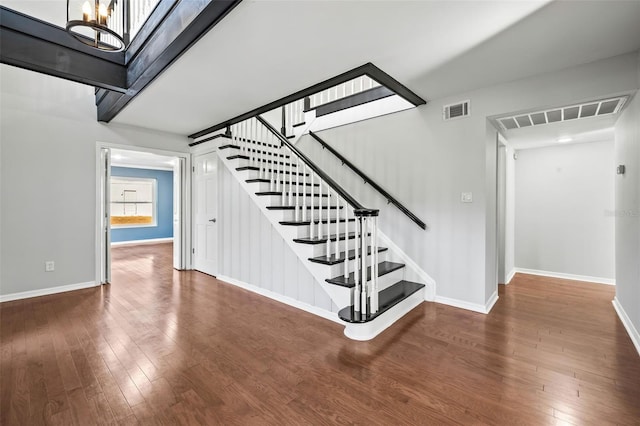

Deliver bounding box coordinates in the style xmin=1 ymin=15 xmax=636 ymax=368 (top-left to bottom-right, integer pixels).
xmin=216 ymin=115 xmax=426 ymax=341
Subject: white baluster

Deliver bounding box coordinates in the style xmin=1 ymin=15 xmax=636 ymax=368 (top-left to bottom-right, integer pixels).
xmin=343 ymin=201 xmax=349 ymax=279
xmin=270 ymin=133 xmax=276 ymax=191
xmin=294 ymin=157 xmax=300 ymax=221
xmin=326 ymin=189 xmax=331 ymax=259
xmin=301 ymin=162 xmax=306 ymax=222
xmin=361 ymin=217 xmax=367 ymax=315
xmin=372 ymin=217 xmax=379 ymax=313
xmin=309 ymin=172 xmax=315 ymax=238
xmin=281 ymin=147 xmax=287 ymax=205
xmin=354 ymin=215 xmax=360 ymax=312
xmin=334 ymin=196 xmax=339 ymax=257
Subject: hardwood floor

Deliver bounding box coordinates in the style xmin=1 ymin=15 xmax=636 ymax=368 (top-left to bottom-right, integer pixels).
xmin=1 ymin=243 xmax=639 ymax=425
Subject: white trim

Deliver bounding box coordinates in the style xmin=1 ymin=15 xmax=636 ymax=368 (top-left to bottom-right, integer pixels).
xmin=111 ymin=163 xmax=174 ymax=171
xmin=612 ymin=297 xmax=640 ymax=356
xmin=376 ymin=229 xmax=436 ymax=301
xmin=216 ymin=275 xmax=342 ymax=325
xmin=435 ymin=294 xmax=497 ymax=314
xmin=485 ymin=290 xmax=499 ymax=313
xmin=95 ymin=142 xmax=192 ymax=284
xmin=505 ymin=268 xmax=516 ymax=284
xmin=514 ymin=268 xmax=615 ymax=285
xmin=111 ymin=237 xmax=173 ymax=247
xmin=0 ymin=281 xmax=98 ymax=303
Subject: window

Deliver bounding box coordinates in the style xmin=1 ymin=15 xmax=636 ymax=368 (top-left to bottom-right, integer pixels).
xmin=110 ymin=177 xmax=157 ymax=227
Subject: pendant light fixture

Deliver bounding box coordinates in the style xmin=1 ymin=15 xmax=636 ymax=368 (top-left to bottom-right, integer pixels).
xmin=66 ymin=0 xmax=126 ymax=52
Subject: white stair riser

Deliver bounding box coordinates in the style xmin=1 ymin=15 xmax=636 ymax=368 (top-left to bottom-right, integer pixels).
xmin=237 ymin=169 xmax=308 ymax=181
xmin=268 ymin=208 xmax=344 ymax=223
xmin=285 ymin=221 xmax=353 ymax=238
xmin=295 ymin=238 xmax=361 ymax=258
xmin=233 ymin=158 xmax=300 ymax=170
xmin=258 ymin=194 xmax=347 ymax=207
xmin=320 ymin=251 xmax=389 ymax=277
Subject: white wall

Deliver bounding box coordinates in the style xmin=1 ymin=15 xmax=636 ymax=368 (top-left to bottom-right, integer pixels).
xmin=217 ymin=163 xmax=337 ymax=313
xmin=613 ymin=50 xmax=640 ymax=351
xmin=0 ymin=65 xmax=189 ymax=298
xmin=514 ymin=141 xmax=615 ymax=281
xmin=504 ymin=144 xmax=516 ymax=282
xmin=296 ymin=52 xmax=638 ymax=310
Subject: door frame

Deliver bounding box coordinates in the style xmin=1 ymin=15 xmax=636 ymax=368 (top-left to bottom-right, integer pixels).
xmin=95 ymin=142 xmax=192 ymax=284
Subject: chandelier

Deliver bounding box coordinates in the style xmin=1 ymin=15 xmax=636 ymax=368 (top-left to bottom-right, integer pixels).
xmin=66 ymin=0 xmax=125 ymax=52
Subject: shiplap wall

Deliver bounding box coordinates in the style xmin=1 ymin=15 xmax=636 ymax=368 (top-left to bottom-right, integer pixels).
xmin=217 ymin=162 xmax=338 ymax=313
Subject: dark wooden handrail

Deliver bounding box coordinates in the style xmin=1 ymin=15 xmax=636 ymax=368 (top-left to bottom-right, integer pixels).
xmin=256 ymin=116 xmax=378 ymax=217
xmin=308 ymin=131 xmax=426 ymax=230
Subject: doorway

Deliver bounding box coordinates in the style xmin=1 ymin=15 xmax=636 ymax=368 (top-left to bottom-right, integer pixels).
xmin=96 ymin=144 xmax=191 ymax=284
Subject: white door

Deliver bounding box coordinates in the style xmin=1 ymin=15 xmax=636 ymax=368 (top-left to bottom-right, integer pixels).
xmin=193 ymin=151 xmax=219 ymax=276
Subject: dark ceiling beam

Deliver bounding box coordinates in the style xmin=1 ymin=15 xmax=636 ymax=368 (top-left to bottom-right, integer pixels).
xmin=188 ymin=62 xmax=426 ymax=140
xmin=0 ymin=6 xmax=127 ymax=92
xmin=96 ymin=0 xmax=242 ymax=123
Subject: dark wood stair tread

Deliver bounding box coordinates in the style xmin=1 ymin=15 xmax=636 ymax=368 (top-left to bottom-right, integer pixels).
xmin=246 ymin=178 xmax=319 ymax=187
xmin=293 ymin=231 xmax=367 ymax=245
xmin=309 ymin=247 xmax=388 ymax=265
xmin=256 ymin=191 xmax=328 ymax=197
xmin=326 ymin=261 xmax=404 ymax=288
xmin=279 ymin=218 xmax=355 ymax=226
xmin=236 ymin=166 xmax=308 ymax=176
xmin=267 ymin=205 xmax=343 ymax=211
xmin=227 ymin=155 xmax=297 ymax=167
xmin=338 ymin=280 xmax=425 ymax=323
xmin=220 ymin=144 xmax=289 ymax=158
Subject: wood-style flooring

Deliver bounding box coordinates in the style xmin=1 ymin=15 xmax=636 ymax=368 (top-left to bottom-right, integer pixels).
xmin=1 ymin=242 xmax=639 ymax=425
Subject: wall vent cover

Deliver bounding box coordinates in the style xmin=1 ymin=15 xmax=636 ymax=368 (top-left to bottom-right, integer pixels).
xmin=443 ymin=100 xmax=470 ymax=121
xmin=497 ymin=96 xmax=628 ymax=131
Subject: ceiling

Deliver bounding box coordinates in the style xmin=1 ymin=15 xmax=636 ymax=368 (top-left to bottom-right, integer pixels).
xmin=3 ymin=1 xmax=640 ymax=137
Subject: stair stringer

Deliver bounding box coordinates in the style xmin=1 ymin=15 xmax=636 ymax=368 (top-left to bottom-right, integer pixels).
xmin=218 ymin=150 xmax=352 ymax=309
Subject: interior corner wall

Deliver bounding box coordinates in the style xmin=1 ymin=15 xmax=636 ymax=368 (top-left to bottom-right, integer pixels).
xmin=110 ymin=167 xmax=174 ymax=243
xmin=296 ymin=52 xmax=638 ymax=310
xmin=0 ymin=65 xmax=189 ymax=298
xmin=217 ymin=162 xmax=337 ymax=313
xmin=613 ymin=52 xmax=640 ymax=343
xmin=504 ymin=143 xmax=516 ymax=282
xmin=514 ymin=141 xmax=615 ymax=280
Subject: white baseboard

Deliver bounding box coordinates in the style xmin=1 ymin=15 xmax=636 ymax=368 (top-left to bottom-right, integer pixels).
xmin=514 ymin=268 xmax=615 ymax=285
xmin=111 ymin=237 xmax=173 ymax=247
xmin=505 ymin=268 xmax=516 ymax=285
xmin=485 ymin=290 xmax=499 ymax=313
xmin=435 ymin=293 xmax=498 ymax=314
xmin=0 ymin=281 xmax=98 ymax=303
xmin=216 ymin=275 xmax=342 ymax=325
xmin=612 ymin=297 xmax=640 ymax=356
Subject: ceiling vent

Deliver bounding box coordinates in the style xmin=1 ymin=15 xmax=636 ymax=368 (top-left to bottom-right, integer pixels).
xmin=497 ymin=96 xmax=628 ymax=131
xmin=443 ymin=100 xmax=470 ymax=121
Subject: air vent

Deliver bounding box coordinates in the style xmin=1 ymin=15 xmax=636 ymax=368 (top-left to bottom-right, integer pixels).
xmin=497 ymin=96 xmax=628 ymax=131
xmin=443 ymin=100 xmax=470 ymax=120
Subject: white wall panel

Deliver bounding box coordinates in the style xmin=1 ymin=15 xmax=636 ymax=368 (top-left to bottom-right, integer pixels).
xmin=217 ymin=165 xmax=329 ymax=312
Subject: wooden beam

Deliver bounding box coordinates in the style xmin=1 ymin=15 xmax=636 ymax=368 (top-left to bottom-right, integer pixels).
xmin=0 ymin=6 xmax=127 ymax=92
xmin=96 ymin=0 xmax=242 ymax=122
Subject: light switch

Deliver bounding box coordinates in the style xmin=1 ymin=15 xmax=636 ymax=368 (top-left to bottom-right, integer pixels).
xmin=461 ymin=192 xmax=473 ymax=203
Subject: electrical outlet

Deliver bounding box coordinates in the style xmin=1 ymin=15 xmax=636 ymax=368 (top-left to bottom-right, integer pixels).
xmin=461 ymin=192 xmax=473 ymax=203
xmin=45 ymin=261 xmax=55 ymax=272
